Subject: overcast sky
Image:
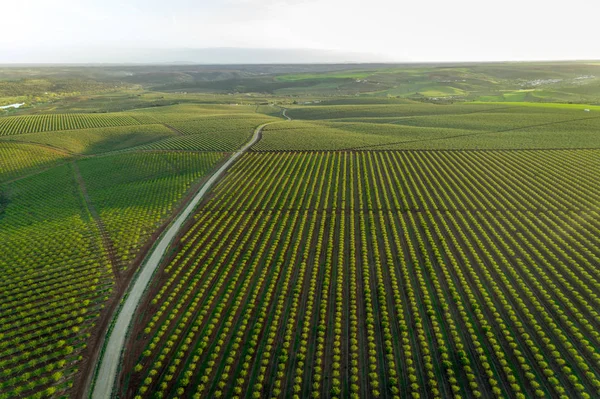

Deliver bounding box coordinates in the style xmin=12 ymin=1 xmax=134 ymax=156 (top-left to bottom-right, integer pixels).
xmin=2 ymin=0 xmax=598 ymax=62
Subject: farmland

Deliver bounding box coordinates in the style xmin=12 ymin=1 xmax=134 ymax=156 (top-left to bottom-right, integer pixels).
xmin=256 ymin=103 xmax=600 ymax=151
xmin=119 ymin=150 xmax=600 ymax=399
xmin=1 ymin=62 xmax=600 ymax=399
xmin=0 ymin=101 xmax=277 ymax=398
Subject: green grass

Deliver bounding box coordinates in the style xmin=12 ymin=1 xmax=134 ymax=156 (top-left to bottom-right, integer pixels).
xmin=419 ymin=86 xmax=468 ymax=97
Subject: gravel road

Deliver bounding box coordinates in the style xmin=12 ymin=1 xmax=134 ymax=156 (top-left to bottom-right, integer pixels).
xmin=89 ymin=120 xmax=274 ymax=398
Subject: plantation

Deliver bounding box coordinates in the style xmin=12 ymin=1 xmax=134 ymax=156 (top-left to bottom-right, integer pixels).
xmin=0 ymin=142 xmax=69 ymax=183
xmin=120 ymin=149 xmax=600 ymax=399
xmin=0 ymin=113 xmax=141 ymax=136
xmin=256 ymin=103 xmax=600 ymax=150
xmin=2 ymin=62 xmax=600 ymax=399
xmin=284 ymin=103 xmax=500 ymax=120
xmin=1 ymin=125 xmax=176 ymax=155
xmin=139 ymin=116 xmax=277 ymax=152
xmin=254 ymin=121 xmax=472 ymax=151
xmin=0 ymin=165 xmax=113 ymax=398
xmin=128 ymin=104 xmax=265 ymax=123
xmin=0 ymin=100 xmax=271 ymax=398
xmin=76 ymin=151 xmax=224 ymax=269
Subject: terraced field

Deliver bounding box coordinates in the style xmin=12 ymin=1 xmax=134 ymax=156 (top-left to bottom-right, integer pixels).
xmin=119 ymin=149 xmax=600 ymax=399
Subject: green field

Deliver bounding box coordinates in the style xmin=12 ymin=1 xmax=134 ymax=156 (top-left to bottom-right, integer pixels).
xmin=2 ymin=125 xmax=175 ymax=154
xmin=255 ymin=103 xmax=600 ymax=151
xmin=1 ymin=62 xmax=600 ymax=399
xmin=0 ymin=101 xmax=273 ymax=398
xmin=120 ymin=150 xmax=600 ymax=399
xmin=0 ymin=142 xmax=70 ymax=183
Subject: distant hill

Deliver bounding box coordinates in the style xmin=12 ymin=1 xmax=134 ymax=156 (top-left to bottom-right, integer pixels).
xmin=0 ymin=47 xmax=396 ymax=65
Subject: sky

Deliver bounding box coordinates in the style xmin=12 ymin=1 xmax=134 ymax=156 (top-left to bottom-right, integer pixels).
xmin=1 ymin=0 xmax=598 ymax=63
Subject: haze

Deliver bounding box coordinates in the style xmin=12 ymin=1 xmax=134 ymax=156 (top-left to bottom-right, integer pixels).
xmin=2 ymin=0 xmax=599 ymax=63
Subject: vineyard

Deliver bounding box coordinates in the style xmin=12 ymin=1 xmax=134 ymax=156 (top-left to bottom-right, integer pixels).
xmin=1 ymin=125 xmax=175 ymax=155
xmin=254 ymin=121 xmax=470 ymax=151
xmin=0 ymin=113 xmax=141 ymax=136
xmin=119 ymin=149 xmax=600 ymax=399
xmin=139 ymin=116 xmax=277 ymax=152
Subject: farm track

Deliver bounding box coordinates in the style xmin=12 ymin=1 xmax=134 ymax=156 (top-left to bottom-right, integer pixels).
xmin=72 ymin=161 xmax=121 ymax=284
xmin=0 ymin=137 xmax=75 ymax=155
xmin=162 ymin=123 xmax=184 ymax=135
xmin=87 ymin=119 xmax=280 ymax=399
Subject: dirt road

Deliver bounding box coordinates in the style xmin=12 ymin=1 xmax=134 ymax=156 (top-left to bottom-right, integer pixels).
xmin=89 ymin=120 xmax=273 ymax=398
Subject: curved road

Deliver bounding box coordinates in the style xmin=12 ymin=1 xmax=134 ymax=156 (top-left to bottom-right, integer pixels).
xmin=89 ymin=119 xmax=278 ymax=399
xmin=282 ymin=107 xmax=291 ymax=121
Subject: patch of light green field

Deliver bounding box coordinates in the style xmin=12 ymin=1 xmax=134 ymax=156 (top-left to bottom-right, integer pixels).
xmin=420 ymin=86 xmax=468 ymax=97
xmin=253 ymin=120 xmax=472 ymax=151
xmin=1 ymin=124 xmax=176 ymax=154
xmin=0 ymin=142 xmax=70 ymax=183
xmin=275 ymin=71 xmax=373 ymax=82
xmin=128 ymin=103 xmax=260 ymax=122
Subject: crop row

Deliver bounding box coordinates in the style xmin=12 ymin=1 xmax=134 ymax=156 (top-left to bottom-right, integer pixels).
xmin=0 ymin=149 xmax=225 ymax=398
xmin=120 ymin=150 xmax=600 ymax=398
xmin=76 ymin=151 xmax=223 ymax=269
xmin=0 ymin=142 xmax=68 ymax=183
xmin=0 ymin=113 xmax=141 ymax=136
xmin=0 ymin=165 xmax=113 ymax=399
